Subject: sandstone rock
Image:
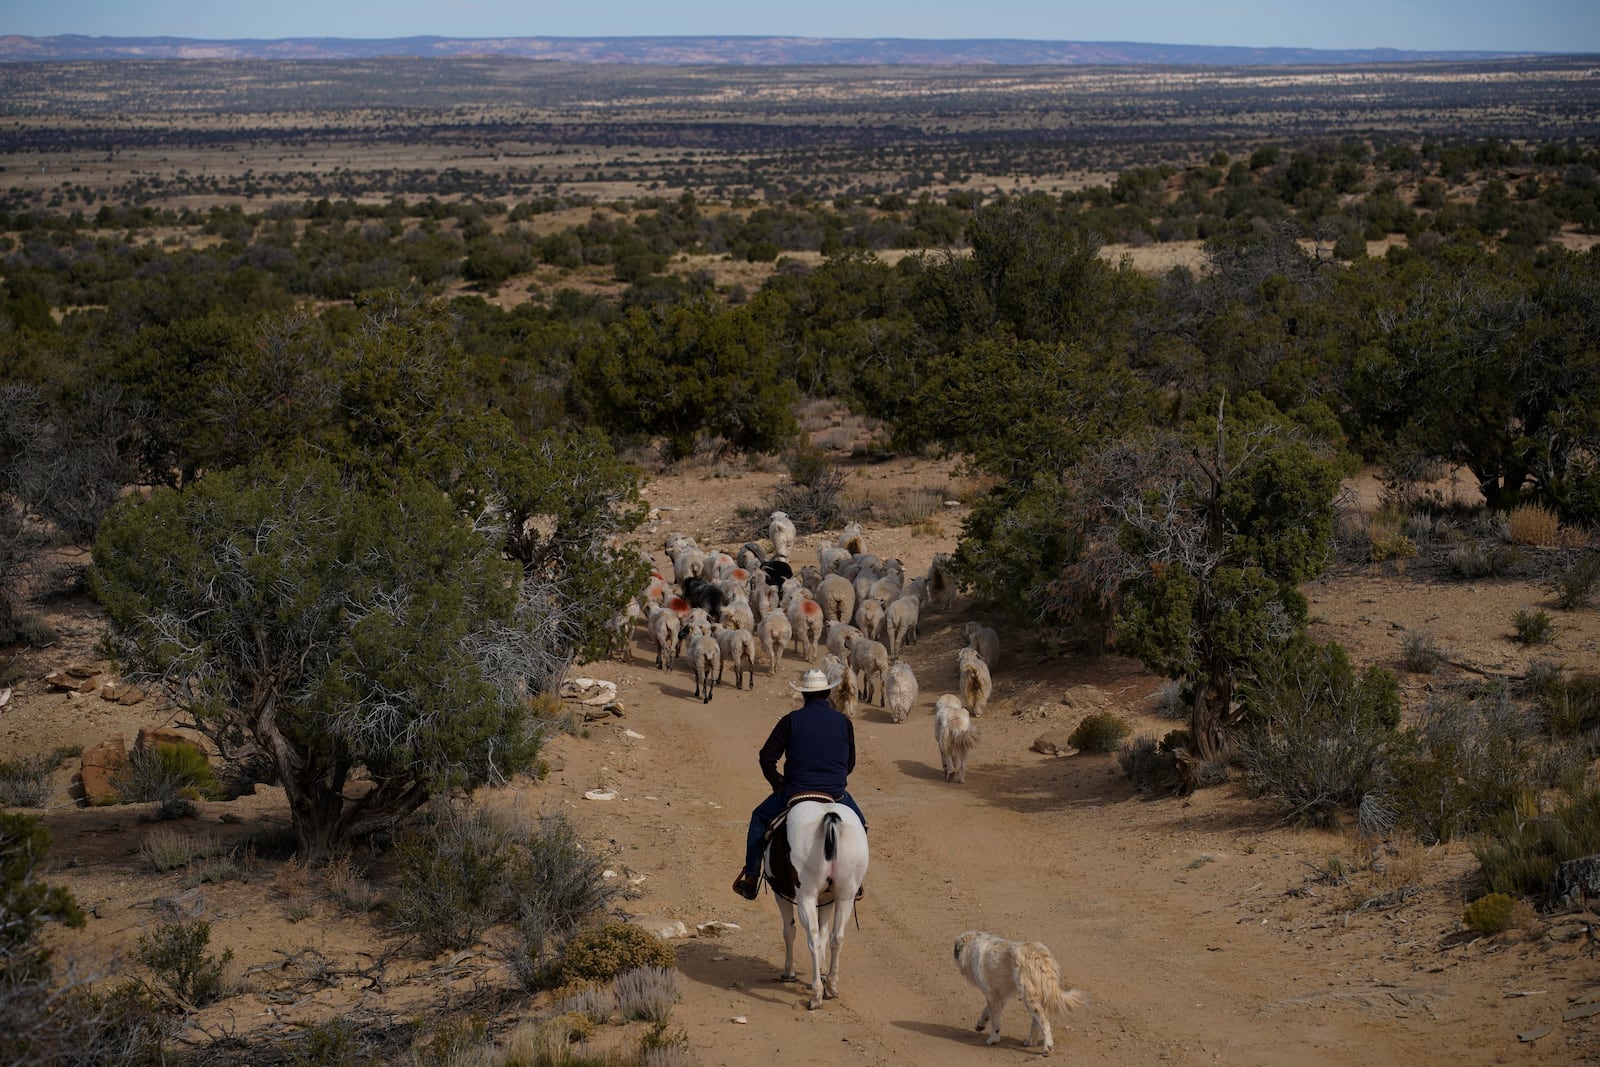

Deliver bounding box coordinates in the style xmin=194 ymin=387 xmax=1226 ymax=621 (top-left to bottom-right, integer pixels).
xmin=65 ymin=663 xmax=106 ymax=679
xmin=117 ymin=687 xmax=148 ymax=706
xmin=1060 ymin=685 xmax=1110 ymax=709
xmin=1030 ymin=731 xmax=1080 ymax=757
xmin=629 ymin=916 xmax=688 ymax=940
xmin=78 ymin=736 xmax=127 ymax=805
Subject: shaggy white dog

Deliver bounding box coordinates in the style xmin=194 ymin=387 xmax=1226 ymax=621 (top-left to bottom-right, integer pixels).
xmin=952 ymin=930 xmax=1086 ymax=1054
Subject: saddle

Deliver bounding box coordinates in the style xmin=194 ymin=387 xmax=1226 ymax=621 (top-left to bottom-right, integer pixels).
xmin=761 ymin=792 xmax=837 ymax=904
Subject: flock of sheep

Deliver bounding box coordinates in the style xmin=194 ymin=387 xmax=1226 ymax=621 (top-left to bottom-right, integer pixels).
xmin=619 ymin=510 xmax=994 ymax=785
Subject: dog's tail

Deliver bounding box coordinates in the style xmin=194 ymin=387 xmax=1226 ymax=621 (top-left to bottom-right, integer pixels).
xmin=1048 ymin=984 xmax=1088 ymax=1013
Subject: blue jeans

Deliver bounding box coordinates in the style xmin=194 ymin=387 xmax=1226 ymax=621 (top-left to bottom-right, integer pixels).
xmin=742 ymin=790 xmax=866 ymax=877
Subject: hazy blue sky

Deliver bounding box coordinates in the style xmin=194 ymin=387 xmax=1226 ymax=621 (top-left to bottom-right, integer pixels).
xmin=6 ymin=1 xmax=1598 ymax=54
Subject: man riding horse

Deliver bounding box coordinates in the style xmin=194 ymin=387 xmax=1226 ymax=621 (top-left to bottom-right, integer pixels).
xmin=733 ymin=667 xmax=867 ymax=900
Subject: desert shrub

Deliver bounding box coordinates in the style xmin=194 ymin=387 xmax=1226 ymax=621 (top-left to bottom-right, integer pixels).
xmin=1446 ymin=541 xmax=1522 ymax=579
xmin=768 ymin=467 xmax=852 ymax=533
xmin=1511 ymin=608 xmax=1553 ymax=645
xmin=637 ymin=1024 xmax=695 ymax=1067
xmin=1531 ymin=667 xmax=1600 ymax=737
xmin=1507 ymin=502 xmax=1562 ymax=546
xmin=392 ymin=808 xmax=519 ymax=955
xmin=1390 ymin=685 xmax=1539 ymax=843
xmin=29 ymin=981 xmax=174 ymax=1067
xmin=785 ymin=440 xmax=831 ymax=487
xmin=527 ymin=690 xmax=586 ymax=738
xmin=885 ymin=487 xmax=946 ymax=526
xmin=113 ymin=742 xmax=219 ymax=806
xmin=140 ymin=829 xmax=223 ymax=873
xmin=1237 ymin=641 xmax=1401 ymax=828
xmin=1366 ymin=520 xmax=1417 ymax=562
xmin=323 ymin=852 xmax=383 ymax=912
xmin=395 ymin=806 xmax=619 ymax=962
xmin=1118 ymin=736 xmax=1175 ymax=791
xmin=412 ymin=1015 xmax=491 ymax=1067
xmin=613 ymin=966 xmax=681 ymax=1024
xmin=1399 ymin=629 xmax=1444 ymax=673
xmin=134 ymin=918 xmax=234 ymax=1007
xmin=1461 ymin=892 xmax=1518 ymax=933
xmin=1068 ymin=711 xmax=1131 ymax=753
xmin=284 ymin=1017 xmax=384 ymax=1067
xmin=1474 ymin=789 xmax=1600 ymax=899
xmin=555 ymin=924 xmax=675 ymax=985
xmin=1552 ymin=551 xmax=1600 ymax=609
xmin=0 ymin=752 xmax=59 ymax=807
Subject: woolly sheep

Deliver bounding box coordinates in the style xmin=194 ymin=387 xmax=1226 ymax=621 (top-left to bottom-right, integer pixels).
xmin=867 ymin=575 xmax=902 ymax=604
xmin=825 ymin=621 xmax=863 ymax=662
xmin=687 ymin=634 xmax=721 ymax=704
xmin=737 ymin=541 xmax=767 ymax=572
xmin=721 ymin=599 xmax=755 ymax=634
xmin=649 ymin=605 xmax=681 ymax=671
xmin=757 ymin=608 xmax=793 ymax=676
xmin=838 ymin=523 xmax=866 ymax=556
xmin=817 ymin=544 xmax=851 ymax=576
xmin=848 ymin=635 xmax=890 ymax=708
xmin=964 ymin=622 xmax=1001 ymax=672
xmin=956 ymin=646 xmax=993 ymax=717
xmin=672 ymin=546 xmax=706 ymax=586
xmin=886 ymin=661 xmax=918 ymax=724
xmin=716 ymin=626 xmax=757 ymax=691
xmin=885 ymin=595 xmax=921 ymax=658
xmin=933 ymin=694 xmax=980 ymax=783
xmin=854 ymin=596 xmax=887 ymax=643
xmin=769 ymin=510 xmax=797 ymax=561
xmin=785 ymin=595 xmax=825 ymax=662
xmin=817 ymin=574 xmax=856 ymax=626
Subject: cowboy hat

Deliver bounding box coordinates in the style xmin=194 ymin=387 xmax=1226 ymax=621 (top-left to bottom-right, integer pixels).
xmin=788 ymin=667 xmax=833 ymax=694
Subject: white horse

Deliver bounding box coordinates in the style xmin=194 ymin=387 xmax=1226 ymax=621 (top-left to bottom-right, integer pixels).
xmin=762 ymin=799 xmax=869 ymax=1010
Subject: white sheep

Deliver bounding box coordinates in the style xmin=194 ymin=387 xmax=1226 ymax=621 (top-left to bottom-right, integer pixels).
xmin=687 ymin=633 xmax=721 ymax=704
xmin=649 ymin=605 xmax=681 ymax=671
xmin=736 ymin=541 xmax=767 ymax=572
xmin=867 ymin=575 xmax=902 ymax=604
xmin=672 ymin=545 xmax=706 ymax=586
xmin=817 ymin=573 xmax=856 ymax=626
xmin=604 ymin=600 xmax=645 ymax=663
xmin=825 ymin=621 xmax=863 ymax=662
xmin=817 ymin=544 xmax=851 ymax=576
xmin=721 ymin=599 xmax=755 ymax=634
xmin=903 ymin=575 xmax=930 ymax=608
xmin=838 ymin=523 xmax=866 ymax=556
xmin=716 ymin=626 xmax=757 ymax=691
xmin=886 ymin=661 xmax=918 ymax=724
xmin=885 ymin=595 xmax=921 ymax=658
xmin=964 ymin=622 xmax=1001 ymax=672
xmin=757 ymin=608 xmax=793 ymax=676
xmin=956 ymin=646 xmax=993 ymax=716
xmin=854 ymin=596 xmax=887 ymax=643
xmin=848 ymin=635 xmax=890 ymax=708
xmin=934 ymin=694 xmax=980 ymax=783
xmin=769 ymin=510 xmax=796 ymax=561
xmin=786 ymin=595 xmax=826 ymax=662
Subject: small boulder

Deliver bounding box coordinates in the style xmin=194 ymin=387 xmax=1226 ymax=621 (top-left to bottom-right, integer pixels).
xmin=629 ymin=916 xmax=688 ymax=940
xmin=135 ymin=727 xmax=203 ymax=754
xmin=1060 ymin=685 xmax=1110 ymax=710
xmin=1030 ymin=731 xmax=1080 ymax=758
xmin=77 ymin=736 xmax=127 ymax=805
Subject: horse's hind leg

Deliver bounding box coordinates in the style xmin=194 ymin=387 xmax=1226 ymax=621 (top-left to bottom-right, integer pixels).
xmin=796 ymin=895 xmax=827 ymax=1009
xmin=822 ymin=899 xmax=851 ymax=999
xmin=776 ymin=897 xmax=798 ymax=981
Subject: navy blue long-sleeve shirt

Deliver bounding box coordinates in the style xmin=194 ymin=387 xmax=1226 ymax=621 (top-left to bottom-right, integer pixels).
xmin=759 ymin=693 xmax=856 ymax=797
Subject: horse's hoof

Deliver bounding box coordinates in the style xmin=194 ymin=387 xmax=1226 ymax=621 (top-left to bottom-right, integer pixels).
xmin=807 ymin=998 xmax=823 ymax=1011
xmin=777 ymin=974 xmax=798 ymax=983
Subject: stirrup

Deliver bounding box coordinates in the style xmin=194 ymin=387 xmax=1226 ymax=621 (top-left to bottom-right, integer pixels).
xmin=732 ymin=871 xmax=761 ymax=900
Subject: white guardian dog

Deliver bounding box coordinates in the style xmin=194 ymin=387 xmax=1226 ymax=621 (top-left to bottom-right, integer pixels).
xmin=952 ymin=930 xmax=1087 ymax=1055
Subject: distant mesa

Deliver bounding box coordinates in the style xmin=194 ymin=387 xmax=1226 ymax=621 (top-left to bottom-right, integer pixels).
xmin=0 ymin=34 xmax=1561 ymax=66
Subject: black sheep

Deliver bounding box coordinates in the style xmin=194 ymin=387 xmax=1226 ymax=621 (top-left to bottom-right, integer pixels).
xmin=682 ymin=575 xmax=725 ymax=622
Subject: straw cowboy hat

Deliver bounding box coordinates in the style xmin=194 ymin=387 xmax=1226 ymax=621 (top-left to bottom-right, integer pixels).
xmin=788 ymin=667 xmax=833 ymax=694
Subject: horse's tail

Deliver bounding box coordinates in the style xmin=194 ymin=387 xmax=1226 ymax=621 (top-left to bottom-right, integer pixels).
xmin=822 ymin=811 xmax=841 ymax=862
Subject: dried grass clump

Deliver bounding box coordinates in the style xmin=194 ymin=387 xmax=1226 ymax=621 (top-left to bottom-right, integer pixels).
xmin=0 ymin=752 xmax=58 ymax=807
xmin=1506 ymin=503 xmax=1562 ymax=546
xmin=1399 ymin=629 xmax=1445 ymax=673
xmin=612 ymin=965 xmax=681 ymax=1023
xmin=1551 ymin=551 xmax=1600 ymax=609
xmin=140 ymin=828 xmax=223 ymax=872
